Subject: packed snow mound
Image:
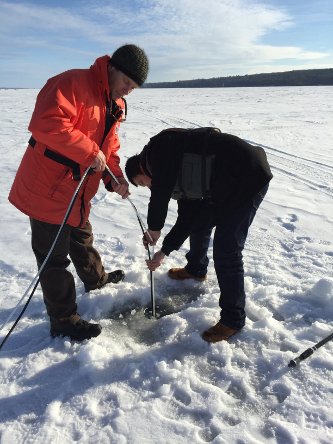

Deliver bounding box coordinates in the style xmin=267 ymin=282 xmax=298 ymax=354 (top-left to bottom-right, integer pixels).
xmin=306 ymin=278 xmax=333 ymax=305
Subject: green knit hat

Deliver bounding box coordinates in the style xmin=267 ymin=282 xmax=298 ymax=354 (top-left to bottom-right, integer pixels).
xmin=111 ymin=44 xmax=149 ymax=86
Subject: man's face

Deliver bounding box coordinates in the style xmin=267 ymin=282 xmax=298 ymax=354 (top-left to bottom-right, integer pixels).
xmin=108 ymin=65 xmax=139 ymax=100
xmin=133 ymin=173 xmax=151 ymax=188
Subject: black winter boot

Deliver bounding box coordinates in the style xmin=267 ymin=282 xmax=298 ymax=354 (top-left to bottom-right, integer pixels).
xmin=50 ymin=313 xmax=102 ymax=341
xmin=84 ymin=269 xmax=125 ymax=292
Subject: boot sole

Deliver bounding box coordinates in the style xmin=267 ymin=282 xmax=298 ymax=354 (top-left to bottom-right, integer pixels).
xmin=168 ymin=274 xmax=207 ymax=282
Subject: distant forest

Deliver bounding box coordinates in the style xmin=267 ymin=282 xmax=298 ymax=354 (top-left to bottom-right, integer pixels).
xmin=143 ymin=68 xmax=333 ymax=88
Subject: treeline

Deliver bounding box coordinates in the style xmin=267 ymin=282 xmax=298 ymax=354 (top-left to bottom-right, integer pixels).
xmin=144 ymin=68 xmax=333 ymax=88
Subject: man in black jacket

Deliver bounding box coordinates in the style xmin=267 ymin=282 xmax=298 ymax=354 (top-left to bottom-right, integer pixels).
xmin=125 ymin=127 xmax=273 ymax=342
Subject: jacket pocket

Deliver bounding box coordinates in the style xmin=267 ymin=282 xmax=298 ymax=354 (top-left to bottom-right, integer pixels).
xmin=48 ymin=167 xmax=72 ymax=198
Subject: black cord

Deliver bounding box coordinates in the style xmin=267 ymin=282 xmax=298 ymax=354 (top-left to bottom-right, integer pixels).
xmin=0 ymin=279 xmax=40 ymax=351
xmin=0 ymin=168 xmax=92 ymax=352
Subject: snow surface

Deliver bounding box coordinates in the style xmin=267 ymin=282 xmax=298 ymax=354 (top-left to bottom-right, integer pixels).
xmin=0 ymin=86 xmax=333 ymax=443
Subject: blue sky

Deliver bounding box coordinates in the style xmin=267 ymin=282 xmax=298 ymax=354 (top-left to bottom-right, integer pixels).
xmin=0 ymin=0 xmax=332 ymax=87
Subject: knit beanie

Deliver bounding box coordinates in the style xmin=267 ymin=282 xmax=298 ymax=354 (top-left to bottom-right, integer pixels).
xmin=111 ymin=44 xmax=149 ymax=86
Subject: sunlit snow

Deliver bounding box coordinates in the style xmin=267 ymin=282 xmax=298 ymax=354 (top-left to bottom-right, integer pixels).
xmin=0 ymin=86 xmax=332 ymax=443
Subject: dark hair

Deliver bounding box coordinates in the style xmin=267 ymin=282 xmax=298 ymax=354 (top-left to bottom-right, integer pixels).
xmin=125 ymin=155 xmax=142 ymax=186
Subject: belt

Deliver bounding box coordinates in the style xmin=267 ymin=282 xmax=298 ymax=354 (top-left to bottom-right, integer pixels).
xmin=28 ymin=136 xmax=81 ymax=180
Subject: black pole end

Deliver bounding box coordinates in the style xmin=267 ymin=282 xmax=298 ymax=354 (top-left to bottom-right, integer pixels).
xmin=288 ymin=359 xmax=297 ymax=368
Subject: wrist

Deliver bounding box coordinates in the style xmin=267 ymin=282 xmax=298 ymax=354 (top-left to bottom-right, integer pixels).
xmin=160 ymin=247 xmax=170 ymax=257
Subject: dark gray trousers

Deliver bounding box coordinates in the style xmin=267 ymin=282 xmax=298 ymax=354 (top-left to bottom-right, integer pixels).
xmin=185 ymin=185 xmax=269 ymax=329
xmin=30 ymin=218 xmax=107 ymax=320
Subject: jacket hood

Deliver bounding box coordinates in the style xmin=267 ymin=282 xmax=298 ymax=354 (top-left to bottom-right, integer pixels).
xmin=90 ymin=55 xmax=111 ymax=99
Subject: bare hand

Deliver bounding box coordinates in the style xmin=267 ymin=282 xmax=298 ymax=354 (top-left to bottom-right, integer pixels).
xmin=112 ymin=177 xmax=130 ymax=199
xmin=143 ymin=229 xmax=161 ymax=248
xmin=91 ymin=151 xmax=106 ymax=172
xmin=146 ymin=250 xmax=165 ymax=271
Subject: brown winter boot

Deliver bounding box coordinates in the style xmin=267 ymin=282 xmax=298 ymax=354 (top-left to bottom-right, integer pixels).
xmin=201 ymin=321 xmax=240 ymax=343
xmin=50 ymin=313 xmax=102 ymax=341
xmin=168 ymin=267 xmax=207 ymax=282
xmin=84 ymin=269 xmax=125 ymax=292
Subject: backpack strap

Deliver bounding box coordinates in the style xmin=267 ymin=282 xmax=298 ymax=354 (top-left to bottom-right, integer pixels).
xmin=200 ymin=128 xmax=218 ymax=198
xmin=171 ymin=127 xmax=218 ymax=200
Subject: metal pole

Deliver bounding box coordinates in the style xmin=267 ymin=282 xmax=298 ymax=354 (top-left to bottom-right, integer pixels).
xmin=105 ymin=166 xmax=156 ymax=317
xmin=150 ymin=247 xmax=156 ymax=318
xmin=288 ymin=332 xmax=333 ymax=367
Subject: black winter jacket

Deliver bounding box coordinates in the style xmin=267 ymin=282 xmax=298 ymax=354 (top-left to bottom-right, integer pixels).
xmin=141 ymin=128 xmax=273 ymax=255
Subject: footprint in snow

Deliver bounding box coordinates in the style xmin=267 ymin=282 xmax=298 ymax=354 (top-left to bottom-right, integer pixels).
xmin=276 ymin=214 xmax=298 ymax=232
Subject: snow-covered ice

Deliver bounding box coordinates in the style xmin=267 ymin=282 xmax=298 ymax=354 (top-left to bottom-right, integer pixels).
xmin=0 ymin=86 xmax=332 ymax=443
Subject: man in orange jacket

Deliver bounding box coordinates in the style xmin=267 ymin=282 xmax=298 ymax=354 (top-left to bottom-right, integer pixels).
xmin=9 ymin=44 xmax=149 ymax=341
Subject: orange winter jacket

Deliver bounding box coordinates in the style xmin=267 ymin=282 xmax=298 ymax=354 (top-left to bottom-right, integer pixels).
xmin=9 ymin=55 xmax=125 ymax=227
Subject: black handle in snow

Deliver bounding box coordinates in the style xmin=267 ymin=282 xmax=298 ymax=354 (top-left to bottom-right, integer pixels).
xmin=288 ymin=332 xmax=333 ymax=367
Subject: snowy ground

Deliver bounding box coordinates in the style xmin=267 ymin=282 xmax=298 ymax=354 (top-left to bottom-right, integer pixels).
xmin=0 ymin=86 xmax=332 ymax=443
